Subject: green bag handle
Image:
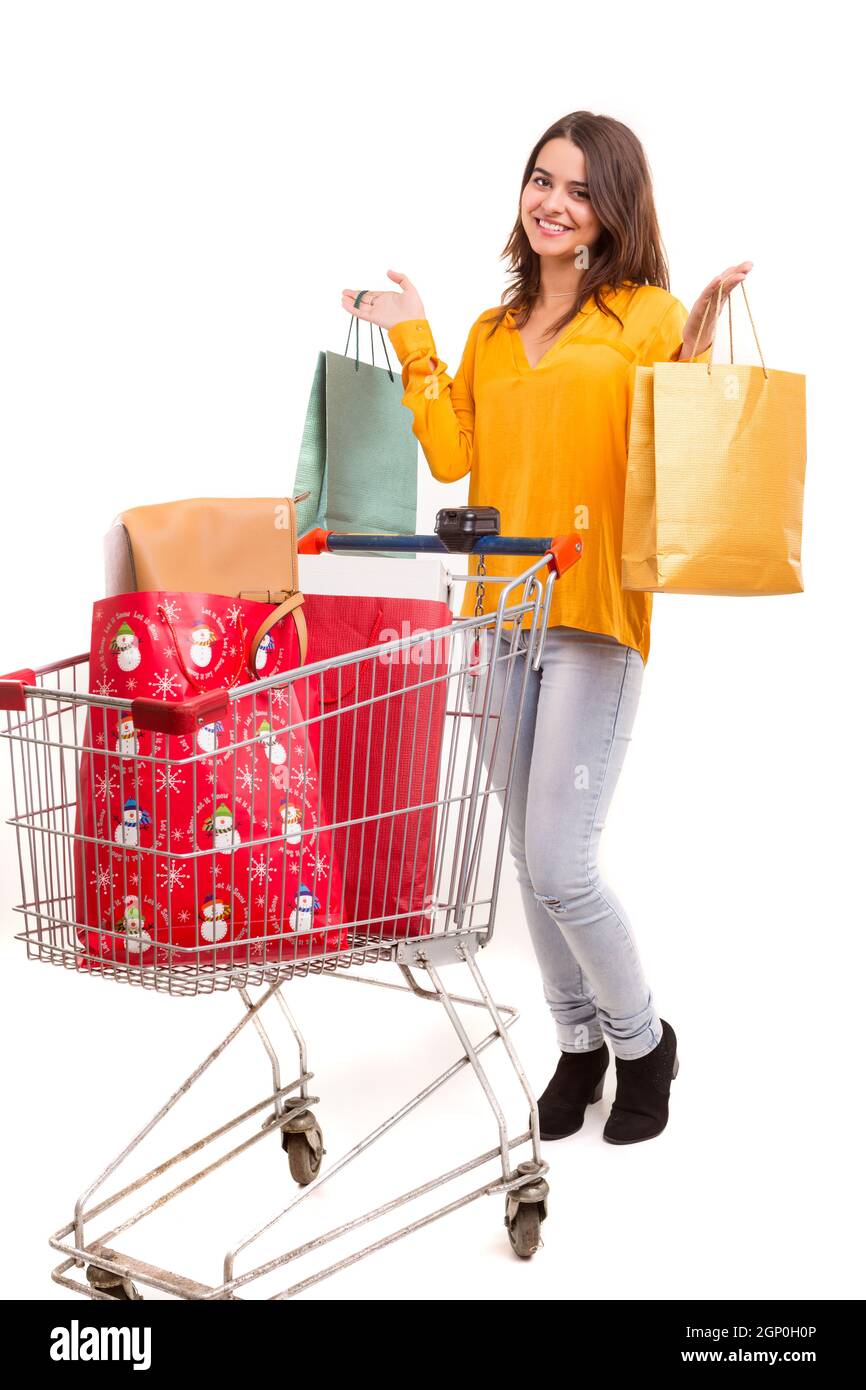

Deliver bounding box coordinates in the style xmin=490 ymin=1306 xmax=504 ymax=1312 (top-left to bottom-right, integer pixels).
xmin=347 ymin=291 xmax=397 ymax=382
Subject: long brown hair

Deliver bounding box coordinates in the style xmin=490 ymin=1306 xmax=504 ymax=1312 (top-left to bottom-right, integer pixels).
xmin=483 ymin=111 xmax=671 ymax=342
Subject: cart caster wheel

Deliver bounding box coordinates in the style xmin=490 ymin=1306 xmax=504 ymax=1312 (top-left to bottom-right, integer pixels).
xmin=284 ymin=1124 xmax=324 ymax=1185
xmin=506 ymin=1202 xmax=543 ymax=1259
xmin=85 ymin=1265 xmax=143 ymax=1300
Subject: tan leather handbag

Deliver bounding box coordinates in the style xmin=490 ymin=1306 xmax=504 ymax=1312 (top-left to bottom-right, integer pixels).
xmin=104 ymin=495 xmax=309 ymax=673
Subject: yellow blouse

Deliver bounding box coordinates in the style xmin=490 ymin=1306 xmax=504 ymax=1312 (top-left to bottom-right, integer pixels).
xmin=387 ymin=282 xmax=712 ymax=665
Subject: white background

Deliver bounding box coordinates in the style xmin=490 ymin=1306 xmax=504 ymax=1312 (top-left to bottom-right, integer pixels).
xmin=0 ymin=0 xmax=862 ymax=1302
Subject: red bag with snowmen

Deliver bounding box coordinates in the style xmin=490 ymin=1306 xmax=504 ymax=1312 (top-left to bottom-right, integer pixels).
xmin=74 ymin=590 xmax=349 ymax=971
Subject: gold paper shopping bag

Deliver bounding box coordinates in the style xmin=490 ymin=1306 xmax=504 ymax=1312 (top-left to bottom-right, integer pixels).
xmin=621 ymin=278 xmax=807 ymax=595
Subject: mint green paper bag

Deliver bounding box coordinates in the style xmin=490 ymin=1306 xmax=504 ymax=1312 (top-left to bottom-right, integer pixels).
xmin=293 ymin=317 xmax=418 ymax=555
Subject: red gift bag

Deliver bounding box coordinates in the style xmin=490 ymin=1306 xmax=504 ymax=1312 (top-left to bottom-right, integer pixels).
xmin=300 ymin=594 xmax=452 ymax=939
xmin=74 ymin=591 xmax=349 ymax=970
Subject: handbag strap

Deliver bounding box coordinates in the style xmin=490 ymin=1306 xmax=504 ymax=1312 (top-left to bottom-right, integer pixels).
xmin=247 ymin=593 xmax=308 ymax=681
xmin=345 ymin=291 xmax=396 ymax=382
xmin=685 ymin=275 xmax=769 ymax=379
xmin=242 ymin=495 xmax=308 ymax=678
xmin=285 ymin=493 xmax=299 ymax=592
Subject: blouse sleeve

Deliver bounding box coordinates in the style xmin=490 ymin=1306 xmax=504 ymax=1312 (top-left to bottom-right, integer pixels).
xmin=386 ymin=316 xmax=479 ymax=483
xmin=642 ymin=297 xmax=714 ymax=366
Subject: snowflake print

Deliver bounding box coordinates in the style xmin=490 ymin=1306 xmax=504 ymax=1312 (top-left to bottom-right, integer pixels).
xmin=90 ymin=865 xmax=115 ymax=893
xmin=95 ymin=677 xmax=116 ymax=697
xmin=176 ymin=908 xmax=191 ymax=923
xmin=171 ymin=827 xmax=185 ymax=842
xmin=155 ymin=766 xmax=184 ymax=795
xmin=149 ymin=669 xmax=183 ymax=700
xmin=289 ymin=764 xmax=317 ymax=796
xmin=228 ymin=644 xmax=237 ymax=656
xmin=226 ymin=603 xmax=243 ymax=627
xmin=94 ymin=732 xmax=105 ymax=746
xmin=205 ymin=765 xmax=217 ymax=785
xmin=94 ymin=770 xmax=119 ymax=802
xmin=94 ymin=607 xmax=103 ymax=623
xmin=256 ymin=894 xmax=266 ymax=909
xmin=271 ymin=686 xmax=289 ymax=709
xmin=286 ymin=851 xmax=301 ymax=874
xmin=129 ymin=871 xmax=138 ymax=886
xmin=126 ymin=677 xmax=137 ymax=692
xmin=161 ymin=599 xmax=182 ymax=623
xmin=164 ymin=646 xmax=175 ymax=659
xmin=310 ymin=852 xmax=330 ymax=879
xmin=249 ymin=855 xmax=274 ymax=886
xmin=157 ymin=859 xmax=189 ymax=893
xmin=238 ymin=765 xmax=262 ymax=796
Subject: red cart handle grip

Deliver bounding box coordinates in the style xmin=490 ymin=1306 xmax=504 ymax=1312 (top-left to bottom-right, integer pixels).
xmin=546 ymin=533 xmax=583 ymax=577
xmin=298 ymin=528 xmax=332 ymax=556
xmin=0 ymin=669 xmax=37 ymax=711
xmin=131 ymin=689 xmax=230 ymax=735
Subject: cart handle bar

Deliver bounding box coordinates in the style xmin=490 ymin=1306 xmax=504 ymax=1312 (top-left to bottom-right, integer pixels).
xmin=0 ymin=533 xmax=582 ymax=726
xmin=298 ymin=527 xmax=582 ymax=578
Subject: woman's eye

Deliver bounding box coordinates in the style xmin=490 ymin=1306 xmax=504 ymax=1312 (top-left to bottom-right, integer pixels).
xmin=532 ymin=175 xmax=589 ymax=200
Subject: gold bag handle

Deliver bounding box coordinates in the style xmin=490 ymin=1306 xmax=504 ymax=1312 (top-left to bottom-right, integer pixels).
xmin=683 ymin=275 xmax=769 ymax=380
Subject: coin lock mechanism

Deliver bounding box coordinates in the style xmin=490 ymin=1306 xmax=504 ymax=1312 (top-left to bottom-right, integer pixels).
xmin=434 ymin=507 xmax=501 ymax=675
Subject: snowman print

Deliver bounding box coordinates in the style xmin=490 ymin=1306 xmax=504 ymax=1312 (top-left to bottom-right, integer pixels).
xmin=110 ymin=622 xmax=141 ymax=673
xmin=189 ymin=621 xmax=217 ymax=670
xmin=115 ymin=798 xmax=152 ymax=846
xmin=290 ymin=882 xmax=320 ymax=932
xmin=196 ymin=719 xmax=224 ymax=754
xmin=254 ymin=631 xmax=275 ymax=671
xmin=279 ymin=798 xmax=304 ymax=845
xmin=115 ymin=713 xmax=139 ymax=758
xmin=257 ymin=719 xmax=287 ymax=765
xmin=199 ymin=893 xmax=230 ymax=943
xmin=116 ymin=895 xmax=152 ymax=954
xmin=203 ymin=804 xmax=242 ymax=854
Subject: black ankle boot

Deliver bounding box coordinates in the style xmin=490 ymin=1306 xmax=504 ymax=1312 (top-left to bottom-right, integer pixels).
xmin=530 ymin=1042 xmax=610 ymax=1140
xmin=602 ymin=1019 xmax=679 ymax=1145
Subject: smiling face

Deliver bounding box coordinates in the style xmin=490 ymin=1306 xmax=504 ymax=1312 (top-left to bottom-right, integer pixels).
xmin=520 ymin=137 xmax=603 ymax=266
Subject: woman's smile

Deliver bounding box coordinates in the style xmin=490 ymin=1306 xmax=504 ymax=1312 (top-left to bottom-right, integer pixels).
xmin=534 ymin=215 xmax=573 ymax=237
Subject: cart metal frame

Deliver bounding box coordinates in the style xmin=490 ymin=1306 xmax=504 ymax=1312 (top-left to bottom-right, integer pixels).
xmin=0 ymin=528 xmax=582 ymax=1299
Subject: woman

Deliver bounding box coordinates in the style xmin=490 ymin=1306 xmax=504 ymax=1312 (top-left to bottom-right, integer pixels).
xmin=342 ymin=110 xmax=751 ymax=1146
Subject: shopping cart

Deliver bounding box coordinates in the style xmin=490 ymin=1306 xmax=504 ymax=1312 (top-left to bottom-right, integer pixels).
xmin=0 ymin=524 xmax=582 ymax=1300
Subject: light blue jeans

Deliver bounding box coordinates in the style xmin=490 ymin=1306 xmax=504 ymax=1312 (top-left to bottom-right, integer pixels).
xmin=468 ymin=623 xmax=662 ymax=1061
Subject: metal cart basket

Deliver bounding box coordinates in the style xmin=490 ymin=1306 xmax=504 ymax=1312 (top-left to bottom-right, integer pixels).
xmin=0 ymin=525 xmax=581 ymax=1300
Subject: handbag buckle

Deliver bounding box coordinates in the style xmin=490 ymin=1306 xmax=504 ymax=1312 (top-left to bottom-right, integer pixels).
xmin=237 ymin=589 xmax=296 ymax=604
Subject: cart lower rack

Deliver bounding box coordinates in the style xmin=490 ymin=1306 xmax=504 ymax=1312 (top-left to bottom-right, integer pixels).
xmin=0 ymin=527 xmax=581 ymax=1299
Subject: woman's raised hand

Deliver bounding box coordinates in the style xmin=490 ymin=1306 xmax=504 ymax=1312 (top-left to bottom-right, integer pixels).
xmin=682 ymin=261 xmax=754 ymax=357
xmin=341 ymin=271 xmax=426 ymax=332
